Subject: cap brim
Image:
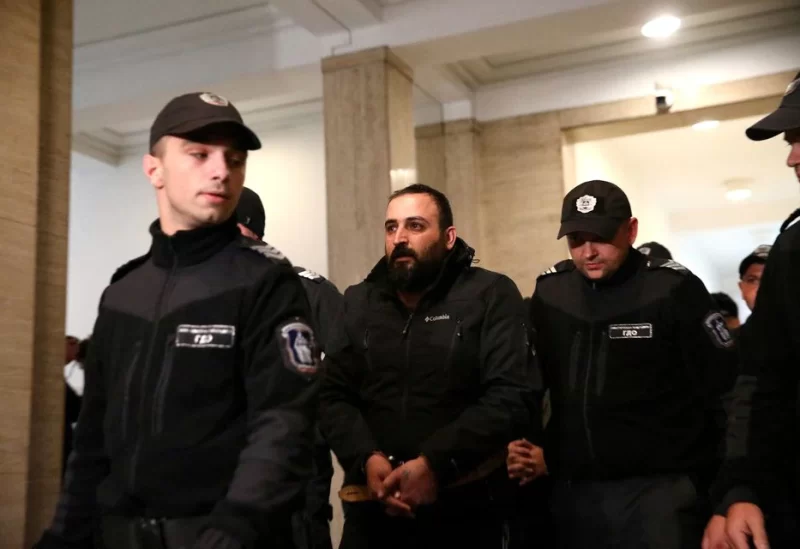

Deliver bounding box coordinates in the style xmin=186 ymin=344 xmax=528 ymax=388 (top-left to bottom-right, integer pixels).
xmin=745 ymin=107 xmax=800 ymax=141
xmin=167 ymin=118 xmax=262 ymax=150
xmin=557 ymin=217 xmax=624 ymax=240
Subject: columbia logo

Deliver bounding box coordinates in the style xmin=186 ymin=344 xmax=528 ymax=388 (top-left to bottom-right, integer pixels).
xmin=425 ymin=314 xmax=450 ymax=323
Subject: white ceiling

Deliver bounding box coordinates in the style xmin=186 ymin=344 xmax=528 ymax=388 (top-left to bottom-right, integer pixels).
xmin=449 ymin=2 xmax=800 ymax=88
xmin=73 ymin=0 xmax=277 ymax=46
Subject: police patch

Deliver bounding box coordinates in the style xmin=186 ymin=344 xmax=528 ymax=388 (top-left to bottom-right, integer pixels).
xmin=278 ymin=320 xmax=320 ymax=376
xmin=703 ymin=312 xmax=734 ymax=349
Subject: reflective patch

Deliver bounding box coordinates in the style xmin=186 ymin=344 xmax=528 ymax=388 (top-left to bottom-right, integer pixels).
xmin=297 ymin=269 xmax=322 ymax=281
xmin=199 ymin=92 xmax=229 ymax=106
xmin=661 ymin=260 xmax=688 ymax=273
xmin=249 ymin=241 xmax=286 ymax=261
xmin=703 ymin=312 xmax=734 ymax=349
xmin=609 ymin=323 xmax=653 ymax=339
xmin=176 ymin=324 xmax=235 ymax=348
xmin=278 ymin=320 xmax=319 ymax=376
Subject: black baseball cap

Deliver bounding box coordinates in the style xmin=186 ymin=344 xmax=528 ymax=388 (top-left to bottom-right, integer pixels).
xmin=738 ymin=244 xmax=771 ymax=278
xmin=746 ymin=71 xmax=800 ymax=141
xmin=149 ymin=92 xmax=261 ymax=151
xmin=236 ymin=187 xmax=266 ymax=239
xmin=637 ymin=241 xmax=673 ymax=260
xmin=558 ymin=180 xmax=632 ymax=240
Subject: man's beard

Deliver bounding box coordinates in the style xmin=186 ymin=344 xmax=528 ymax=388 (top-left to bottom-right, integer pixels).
xmin=387 ymin=240 xmax=447 ymax=293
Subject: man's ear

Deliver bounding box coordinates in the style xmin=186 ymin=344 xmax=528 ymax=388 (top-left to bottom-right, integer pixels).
xmin=444 ymin=226 xmax=458 ymax=250
xmin=143 ymin=154 xmax=164 ymax=189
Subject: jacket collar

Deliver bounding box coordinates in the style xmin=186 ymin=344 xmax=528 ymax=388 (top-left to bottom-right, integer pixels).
xmin=149 ymin=214 xmax=239 ymax=268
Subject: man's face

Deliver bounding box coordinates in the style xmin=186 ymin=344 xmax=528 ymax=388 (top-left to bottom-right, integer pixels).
xmin=739 ymin=262 xmax=765 ymax=311
xmin=384 ymin=193 xmax=455 ymax=292
xmin=786 ymin=128 xmax=800 ymax=183
xmin=144 ymin=127 xmax=248 ymax=234
xmin=566 ymin=218 xmax=638 ymax=281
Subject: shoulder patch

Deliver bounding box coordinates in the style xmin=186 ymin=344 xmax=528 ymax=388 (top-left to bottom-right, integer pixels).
xmin=295 ymin=267 xmax=324 ymax=283
xmin=703 ymin=311 xmax=734 ymax=349
xmin=242 ymin=239 xmax=289 ymax=263
xmin=537 ymin=260 xmax=574 ymax=280
xmin=110 ymin=254 xmax=150 ymax=284
xmin=277 ymin=319 xmax=320 ymax=377
xmin=648 ymin=258 xmax=690 ymax=275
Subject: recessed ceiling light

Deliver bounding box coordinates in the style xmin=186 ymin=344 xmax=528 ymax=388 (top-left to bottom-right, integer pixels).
xmin=725 ymin=188 xmax=752 ymax=202
xmin=692 ymin=120 xmax=720 ymax=131
xmin=641 ymin=15 xmax=681 ymax=39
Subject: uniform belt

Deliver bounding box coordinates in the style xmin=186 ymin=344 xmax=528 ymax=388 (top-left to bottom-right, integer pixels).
xmin=101 ymin=515 xmax=207 ymax=549
xmin=338 ymin=450 xmax=506 ymax=503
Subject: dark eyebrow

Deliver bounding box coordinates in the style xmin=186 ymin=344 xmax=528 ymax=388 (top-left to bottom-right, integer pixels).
xmin=405 ymin=216 xmax=429 ymax=225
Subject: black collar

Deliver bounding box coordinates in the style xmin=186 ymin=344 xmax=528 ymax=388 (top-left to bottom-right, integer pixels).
xmin=149 ymin=215 xmax=239 ymax=268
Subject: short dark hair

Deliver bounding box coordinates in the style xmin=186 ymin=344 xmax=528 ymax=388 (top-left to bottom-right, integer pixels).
xmin=710 ymin=292 xmax=739 ymax=319
xmin=389 ymin=183 xmax=454 ymax=230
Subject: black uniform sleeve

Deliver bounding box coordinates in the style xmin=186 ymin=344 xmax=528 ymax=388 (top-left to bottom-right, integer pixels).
xmin=36 ymin=300 xmax=111 ymax=549
xmin=200 ymin=265 xmax=320 ymax=548
xmin=318 ymin=297 xmax=379 ymax=477
xmin=671 ymin=274 xmax=738 ymax=443
xmin=299 ymin=276 xmax=343 ymax=354
xmin=712 ymin=234 xmax=798 ymax=513
xmin=418 ymin=276 xmax=535 ymax=485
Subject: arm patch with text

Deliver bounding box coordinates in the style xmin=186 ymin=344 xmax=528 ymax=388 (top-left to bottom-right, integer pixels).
xmin=277 ymin=319 xmax=320 ymax=377
xmin=703 ymin=311 xmax=734 ymax=349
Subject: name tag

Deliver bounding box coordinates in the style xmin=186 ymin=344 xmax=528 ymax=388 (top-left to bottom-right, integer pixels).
xmin=175 ymin=324 xmax=236 ymax=349
xmin=608 ymin=323 xmax=653 ymax=339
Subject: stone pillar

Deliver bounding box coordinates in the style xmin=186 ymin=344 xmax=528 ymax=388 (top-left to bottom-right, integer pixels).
xmin=0 ymin=0 xmax=73 ymax=547
xmin=479 ymin=113 xmax=566 ymax=294
xmin=322 ymin=46 xmax=416 ymax=289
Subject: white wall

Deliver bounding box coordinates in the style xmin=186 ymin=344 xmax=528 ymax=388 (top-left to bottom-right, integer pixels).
xmin=66 ymin=117 xmax=328 ymax=337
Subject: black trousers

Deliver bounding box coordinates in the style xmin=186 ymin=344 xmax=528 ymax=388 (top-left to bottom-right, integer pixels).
xmin=339 ymin=501 xmax=506 ymax=549
xmin=550 ymin=475 xmax=707 ymax=549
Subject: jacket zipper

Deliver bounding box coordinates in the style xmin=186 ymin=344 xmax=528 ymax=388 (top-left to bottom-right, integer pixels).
xmin=595 ymin=331 xmax=609 ymax=396
xmin=401 ymin=313 xmax=414 ymax=419
xmin=121 ymin=342 xmax=142 ymax=440
xmin=583 ymin=327 xmax=596 ymax=461
xmin=363 ymin=329 xmax=372 ymax=370
xmin=444 ymin=319 xmax=463 ymax=371
xmin=152 ymin=334 xmax=176 ymax=434
xmin=128 ymin=251 xmax=178 ymax=491
xmin=568 ymin=332 xmax=583 ymax=391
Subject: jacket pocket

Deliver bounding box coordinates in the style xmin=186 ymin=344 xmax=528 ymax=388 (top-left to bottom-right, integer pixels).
xmin=152 ymin=334 xmax=176 ymax=435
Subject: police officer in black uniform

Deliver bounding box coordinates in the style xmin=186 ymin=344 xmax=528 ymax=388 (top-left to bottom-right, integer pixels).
xmin=236 ymin=186 xmax=341 ymax=549
xmin=34 ymin=92 xmax=320 ymax=549
xmin=527 ymin=179 xmax=737 ymax=548
xmin=319 ymin=184 xmax=534 ymax=549
xmin=703 ymin=71 xmax=800 ymax=549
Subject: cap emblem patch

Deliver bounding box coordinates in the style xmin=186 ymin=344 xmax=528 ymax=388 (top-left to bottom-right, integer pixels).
xmin=199 ymin=92 xmax=229 ymax=107
xmin=576 ymin=195 xmax=597 ymax=214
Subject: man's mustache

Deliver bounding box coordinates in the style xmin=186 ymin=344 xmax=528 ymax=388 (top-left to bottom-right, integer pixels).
xmin=390 ymin=246 xmax=417 ymax=262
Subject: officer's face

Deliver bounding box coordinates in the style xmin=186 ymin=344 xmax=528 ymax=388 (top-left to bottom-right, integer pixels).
xmin=739 ymin=263 xmax=764 ymax=312
xmin=786 ymin=129 xmax=800 ymax=182
xmin=144 ymin=128 xmax=247 ymax=235
xmin=567 ymin=218 xmax=638 ymax=281
xmin=384 ymin=193 xmax=456 ymax=291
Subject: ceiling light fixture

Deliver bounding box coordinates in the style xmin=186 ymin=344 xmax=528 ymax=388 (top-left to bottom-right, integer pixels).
xmin=692 ymin=120 xmax=720 ymax=131
xmin=723 ymin=177 xmax=754 ymax=202
xmin=641 ymin=15 xmax=681 ymax=39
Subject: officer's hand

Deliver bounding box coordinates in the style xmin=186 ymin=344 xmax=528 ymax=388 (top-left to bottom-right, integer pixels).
xmin=701 ymin=515 xmax=730 ymax=549
xmin=365 ymin=453 xmax=412 ymax=517
xmin=726 ymin=503 xmax=769 ymax=549
xmin=506 ymin=439 xmax=547 ymax=485
xmin=382 ymin=456 xmax=438 ymax=511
